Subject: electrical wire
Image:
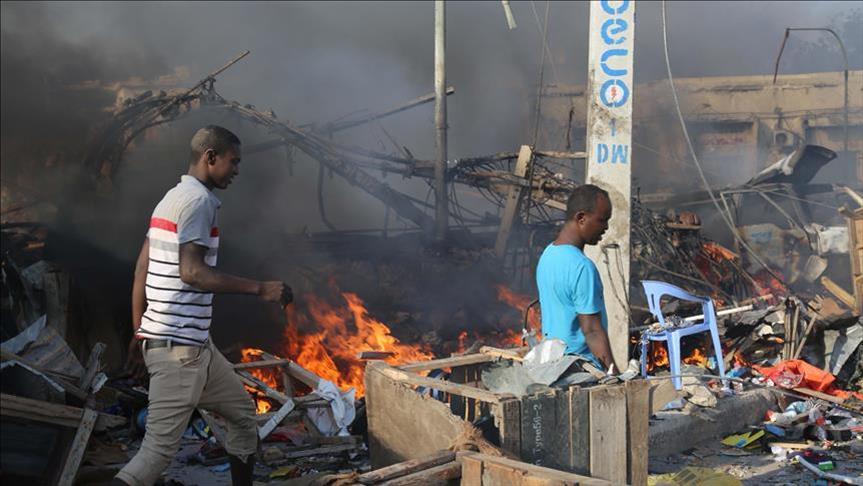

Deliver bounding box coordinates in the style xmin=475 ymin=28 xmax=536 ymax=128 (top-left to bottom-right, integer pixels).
xmin=661 ymin=1 xmax=786 ymax=286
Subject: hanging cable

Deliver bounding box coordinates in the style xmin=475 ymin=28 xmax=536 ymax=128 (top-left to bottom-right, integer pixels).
xmin=661 ymin=0 xmax=786 ymax=285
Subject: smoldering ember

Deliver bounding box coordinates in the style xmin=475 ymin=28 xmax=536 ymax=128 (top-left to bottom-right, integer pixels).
xmin=1 ymin=2 xmax=862 ymax=486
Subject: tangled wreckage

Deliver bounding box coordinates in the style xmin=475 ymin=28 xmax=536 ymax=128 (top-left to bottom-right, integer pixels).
xmin=2 ymin=45 xmax=863 ymax=485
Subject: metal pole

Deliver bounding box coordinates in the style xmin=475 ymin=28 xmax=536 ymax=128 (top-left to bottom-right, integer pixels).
xmin=434 ymin=0 xmax=448 ymax=243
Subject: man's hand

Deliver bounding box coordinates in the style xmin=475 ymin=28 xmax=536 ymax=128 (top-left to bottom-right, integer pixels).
xmin=578 ymin=313 xmax=618 ymax=372
xmin=123 ymin=337 xmax=147 ymax=381
xmin=258 ymin=280 xmax=291 ymax=305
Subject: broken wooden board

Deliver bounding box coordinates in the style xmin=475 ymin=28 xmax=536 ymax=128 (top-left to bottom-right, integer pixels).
xmin=1 ymin=393 xmax=125 ymax=432
xmin=626 ymin=380 xmax=650 ymax=486
xmin=357 ymin=450 xmax=456 ymax=484
xmin=457 ymin=452 xmax=612 ymax=486
xmin=399 ymin=353 xmax=497 ymax=372
xmin=57 ymin=408 xmax=98 ymax=486
xmin=519 ymin=390 xmax=556 ymax=468
xmin=555 ymin=386 xmax=590 ymax=476
xmin=588 ymin=386 xmax=627 ymax=485
xmin=365 ymin=361 xmax=476 ymax=468
xmin=377 ymin=461 xmax=461 ymax=485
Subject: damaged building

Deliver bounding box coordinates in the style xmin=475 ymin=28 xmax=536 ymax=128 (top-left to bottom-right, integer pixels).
xmin=1 ymin=1 xmax=863 ymax=485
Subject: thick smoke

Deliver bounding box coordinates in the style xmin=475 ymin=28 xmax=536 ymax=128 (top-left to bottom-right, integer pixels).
xmin=2 ymin=1 xmax=860 ymax=355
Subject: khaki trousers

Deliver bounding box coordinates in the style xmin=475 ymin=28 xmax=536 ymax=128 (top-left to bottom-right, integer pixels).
xmin=116 ymin=340 xmax=257 ymax=486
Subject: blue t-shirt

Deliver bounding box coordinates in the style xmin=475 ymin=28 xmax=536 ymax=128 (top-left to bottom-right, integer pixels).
xmin=536 ymin=244 xmax=607 ymax=364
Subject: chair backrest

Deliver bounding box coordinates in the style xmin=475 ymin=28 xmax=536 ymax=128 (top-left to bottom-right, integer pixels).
xmin=641 ymin=280 xmax=714 ymax=327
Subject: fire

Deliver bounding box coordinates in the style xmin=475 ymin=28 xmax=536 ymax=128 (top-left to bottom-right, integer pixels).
xmin=647 ymin=342 xmax=670 ymax=372
xmin=646 ymin=342 xmax=712 ymax=373
xmin=457 ymin=331 xmax=469 ymax=352
xmin=495 ymin=284 xmax=540 ymax=333
xmin=240 ymin=348 xmax=280 ymax=414
xmin=282 ymin=292 xmax=434 ymax=397
xmin=682 ymin=346 xmax=709 ymax=367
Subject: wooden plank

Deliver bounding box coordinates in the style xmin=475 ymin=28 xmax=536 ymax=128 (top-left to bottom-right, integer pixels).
xmin=626 ymin=380 xmax=650 ymax=486
xmin=379 ymin=462 xmax=461 ymax=485
xmin=520 ymin=390 xmax=557 ymax=467
xmin=497 ymin=398 xmax=521 ymax=457
xmin=258 ymin=399 xmax=296 ymax=441
xmin=358 ymin=450 xmax=456 ymax=484
xmin=376 ymin=364 xmax=508 ymax=404
xmin=366 ymin=361 xmax=473 ymax=468
xmin=555 ymin=387 xmax=590 ymax=476
xmin=460 ymin=454 xmax=483 ymax=486
xmin=494 ymin=145 xmax=533 ymax=257
xmin=588 ymin=386 xmax=627 ymax=484
xmin=233 ymin=358 xmax=290 ymax=370
xmin=358 ymin=351 xmax=396 ymax=360
xmin=480 ymin=346 xmax=525 ymax=362
xmin=792 ymin=387 xmax=845 ymax=404
xmin=399 ymin=353 xmax=496 ymax=372
xmin=78 ymin=342 xmax=106 ymax=392
xmin=279 ymin=443 xmax=359 ymax=460
xmin=57 ymin=408 xmax=98 ymax=486
xmin=0 ymin=393 xmax=125 ymax=432
xmin=238 ymin=371 xmax=289 ymax=404
xmin=461 ymin=453 xmax=612 ymax=486
xmin=821 ymin=276 xmax=856 ymax=309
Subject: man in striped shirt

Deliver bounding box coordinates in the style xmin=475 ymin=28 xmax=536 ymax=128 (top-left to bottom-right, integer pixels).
xmin=115 ymin=126 xmax=288 ymax=486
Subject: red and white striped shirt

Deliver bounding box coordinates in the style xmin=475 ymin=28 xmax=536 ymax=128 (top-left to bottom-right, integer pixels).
xmin=138 ymin=175 xmax=221 ymax=345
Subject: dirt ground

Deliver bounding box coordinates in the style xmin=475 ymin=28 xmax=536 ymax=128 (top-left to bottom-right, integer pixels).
xmin=650 ymin=439 xmax=863 ymax=485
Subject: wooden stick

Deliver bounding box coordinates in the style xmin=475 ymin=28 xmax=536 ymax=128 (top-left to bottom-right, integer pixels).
xmin=821 ymin=276 xmax=856 ymax=309
xmin=357 ymin=451 xmax=456 ymax=484
xmin=258 ymin=399 xmax=296 ymax=441
xmin=374 ymin=363 xmax=511 ymax=404
xmin=791 ymin=387 xmax=845 ymax=404
xmin=793 ymin=315 xmax=818 ymax=360
xmin=479 ymin=346 xmax=525 ymax=362
xmin=233 ymin=358 xmax=291 ymax=370
xmin=399 ymin=353 xmax=496 ymax=372
xmin=0 ymin=393 xmax=125 ymax=431
xmin=57 ymin=408 xmax=99 ymax=486
xmin=357 ymin=350 xmax=396 ymax=360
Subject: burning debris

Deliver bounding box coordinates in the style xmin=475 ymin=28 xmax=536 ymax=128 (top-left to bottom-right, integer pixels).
xmin=2 ymin=1 xmax=863 ymax=483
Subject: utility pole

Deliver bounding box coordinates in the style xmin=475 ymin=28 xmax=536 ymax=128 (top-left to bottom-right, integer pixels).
xmin=584 ymin=0 xmax=636 ymax=369
xmin=434 ymin=0 xmax=449 ymax=243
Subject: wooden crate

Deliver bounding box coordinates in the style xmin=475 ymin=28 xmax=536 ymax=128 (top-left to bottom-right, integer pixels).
xmin=365 ymin=349 xmax=649 ymax=485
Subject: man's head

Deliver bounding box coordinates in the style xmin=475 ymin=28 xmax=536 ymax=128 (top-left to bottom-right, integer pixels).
xmin=565 ymin=184 xmax=612 ymax=246
xmin=189 ymin=125 xmax=242 ymax=190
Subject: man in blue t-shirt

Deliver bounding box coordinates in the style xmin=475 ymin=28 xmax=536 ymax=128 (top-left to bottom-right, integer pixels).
xmin=536 ymin=184 xmax=617 ymax=371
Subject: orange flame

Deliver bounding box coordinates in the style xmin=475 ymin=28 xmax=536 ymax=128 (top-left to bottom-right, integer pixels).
xmin=282 ymin=292 xmax=434 ymax=397
xmin=495 ymin=284 xmax=540 ymax=334
xmin=647 ymin=342 xmax=713 ymax=373
xmin=240 ymin=348 xmax=279 ymax=414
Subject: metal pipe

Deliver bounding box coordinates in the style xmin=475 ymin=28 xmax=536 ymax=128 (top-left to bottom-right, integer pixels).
xmin=773 ymin=27 xmax=849 ymax=153
xmin=434 ymin=0 xmax=449 ymax=243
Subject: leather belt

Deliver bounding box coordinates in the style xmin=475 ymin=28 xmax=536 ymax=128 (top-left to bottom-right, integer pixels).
xmin=143 ymin=339 xmax=199 ymax=350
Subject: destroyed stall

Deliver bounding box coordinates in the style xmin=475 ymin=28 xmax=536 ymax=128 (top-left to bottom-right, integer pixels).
xmin=2 ymin=2 xmax=863 ymax=485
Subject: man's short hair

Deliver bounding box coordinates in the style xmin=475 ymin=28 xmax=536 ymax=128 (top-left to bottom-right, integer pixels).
xmin=565 ymin=184 xmax=610 ymax=221
xmin=189 ymin=125 xmax=241 ymax=163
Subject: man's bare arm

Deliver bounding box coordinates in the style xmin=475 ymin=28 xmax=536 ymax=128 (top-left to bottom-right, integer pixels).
xmin=179 ymin=242 xmax=285 ymax=301
xmin=578 ymin=313 xmax=617 ymax=371
xmin=131 ymin=239 xmax=149 ymax=332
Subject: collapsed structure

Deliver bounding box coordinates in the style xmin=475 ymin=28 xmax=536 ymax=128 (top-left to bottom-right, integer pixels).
xmin=1 ymin=12 xmax=862 ymax=486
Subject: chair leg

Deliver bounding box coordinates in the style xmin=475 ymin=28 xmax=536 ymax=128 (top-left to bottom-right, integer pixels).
xmin=710 ymin=327 xmax=727 ymax=386
xmin=640 ymin=340 xmax=649 ymax=379
xmin=669 ymin=333 xmax=682 ymax=390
